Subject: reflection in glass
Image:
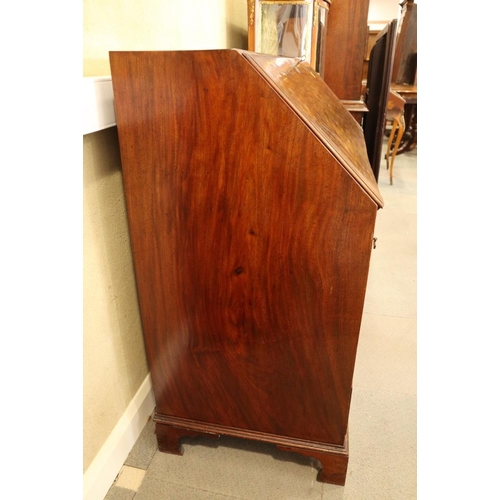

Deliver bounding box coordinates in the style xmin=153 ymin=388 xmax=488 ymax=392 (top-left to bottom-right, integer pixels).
xmin=257 ymin=3 xmax=312 ymax=62
xmin=253 ymin=1 xmax=330 ymax=76
xmin=315 ymin=5 xmax=328 ymax=75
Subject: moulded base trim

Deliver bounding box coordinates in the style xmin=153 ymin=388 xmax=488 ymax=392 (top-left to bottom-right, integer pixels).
xmin=154 ymin=412 xmax=349 ymax=485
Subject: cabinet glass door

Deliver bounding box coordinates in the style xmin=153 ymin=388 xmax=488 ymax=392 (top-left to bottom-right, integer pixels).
xmin=251 ymin=0 xmax=330 ymax=76
xmin=256 ymin=1 xmax=313 ymax=62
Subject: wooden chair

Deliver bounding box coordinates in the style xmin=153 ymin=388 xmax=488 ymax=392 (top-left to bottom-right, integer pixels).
xmin=385 ymin=90 xmax=406 ymax=185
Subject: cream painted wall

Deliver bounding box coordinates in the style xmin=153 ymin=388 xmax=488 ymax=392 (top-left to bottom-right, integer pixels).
xmin=368 ymin=0 xmax=401 ymax=24
xmin=84 ymin=0 xmax=248 ymax=76
xmin=83 ymin=128 xmax=148 ymax=472
xmin=83 ymin=0 xmax=248 ymax=475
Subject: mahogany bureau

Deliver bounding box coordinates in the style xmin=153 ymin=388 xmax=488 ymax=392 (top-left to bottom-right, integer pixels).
xmin=109 ymin=49 xmax=383 ymax=485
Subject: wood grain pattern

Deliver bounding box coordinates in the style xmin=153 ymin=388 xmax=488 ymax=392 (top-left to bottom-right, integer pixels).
xmin=392 ymin=0 xmax=417 ymax=85
xmin=323 ymin=0 xmax=370 ymax=101
xmin=241 ymin=51 xmax=382 ymax=206
xmin=110 ymin=49 xmax=381 ymax=485
xmin=155 ymin=414 xmax=349 ymax=485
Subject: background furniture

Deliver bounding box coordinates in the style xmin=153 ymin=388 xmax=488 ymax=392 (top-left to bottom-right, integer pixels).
xmin=110 ymin=49 xmax=383 ymax=486
xmin=248 ymin=0 xmax=371 ymax=123
xmin=247 ymin=0 xmax=331 ymax=76
xmin=392 ymin=0 xmax=417 ymax=86
xmin=363 ymin=27 xmax=380 ymax=82
xmin=322 ymin=0 xmax=370 ymax=123
xmin=385 ymin=89 xmax=406 ymax=184
xmin=362 ymin=19 xmax=398 ymax=180
xmin=391 ymin=0 xmax=417 ymax=153
xmin=390 ymin=83 xmax=417 ymax=154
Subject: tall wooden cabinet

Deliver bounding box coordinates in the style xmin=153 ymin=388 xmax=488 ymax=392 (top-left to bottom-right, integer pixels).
xmin=323 ymin=0 xmax=371 ymax=121
xmin=110 ymin=49 xmax=383 ymax=485
xmin=392 ymin=0 xmax=417 ymax=85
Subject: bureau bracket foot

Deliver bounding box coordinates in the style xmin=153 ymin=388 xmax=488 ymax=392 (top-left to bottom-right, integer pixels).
xmin=155 ymin=420 xmax=220 ymax=455
xmin=154 ymin=413 xmax=349 ymax=485
xmin=276 ymin=442 xmax=348 ymax=485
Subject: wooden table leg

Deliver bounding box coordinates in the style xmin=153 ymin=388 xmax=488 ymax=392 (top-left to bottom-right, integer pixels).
xmin=396 ymin=103 xmax=416 ymax=154
xmin=386 ymin=114 xmax=405 ymax=184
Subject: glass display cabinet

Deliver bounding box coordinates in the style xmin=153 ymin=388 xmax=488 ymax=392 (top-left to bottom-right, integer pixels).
xmin=247 ymin=0 xmax=331 ymax=76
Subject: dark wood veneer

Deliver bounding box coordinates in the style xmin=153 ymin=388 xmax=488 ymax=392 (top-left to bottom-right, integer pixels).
xmin=110 ymin=49 xmax=383 ymax=485
xmin=323 ymin=0 xmax=371 ymax=121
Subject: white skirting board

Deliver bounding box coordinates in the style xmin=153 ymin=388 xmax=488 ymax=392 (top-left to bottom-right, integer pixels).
xmin=83 ymin=77 xmax=153 ymax=498
xmin=83 ymin=76 xmax=116 ymax=135
xmin=83 ymin=374 xmax=156 ymax=500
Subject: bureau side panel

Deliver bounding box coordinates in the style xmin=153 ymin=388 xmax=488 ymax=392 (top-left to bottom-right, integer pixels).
xmin=110 ymin=50 xmax=377 ymax=447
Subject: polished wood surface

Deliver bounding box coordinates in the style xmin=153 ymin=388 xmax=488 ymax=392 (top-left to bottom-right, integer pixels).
xmin=390 ymin=83 xmax=417 ymax=102
xmin=392 ymin=0 xmax=417 ymax=85
xmin=391 ymin=0 xmax=417 ymax=152
xmin=110 ymin=49 xmax=382 ymax=485
xmin=390 ymin=84 xmax=417 ymax=153
xmin=385 ymin=90 xmax=406 ymax=184
xmin=241 ymin=51 xmax=382 ymax=206
xmin=323 ymin=0 xmax=370 ymax=119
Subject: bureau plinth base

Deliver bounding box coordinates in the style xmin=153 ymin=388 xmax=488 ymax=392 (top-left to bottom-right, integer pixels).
xmin=154 ymin=413 xmax=349 ymax=486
